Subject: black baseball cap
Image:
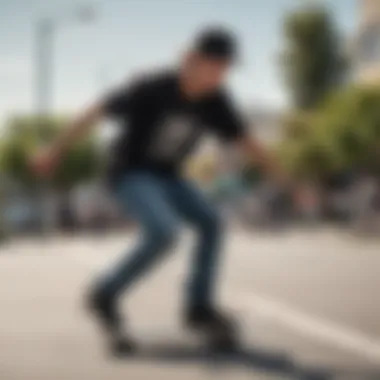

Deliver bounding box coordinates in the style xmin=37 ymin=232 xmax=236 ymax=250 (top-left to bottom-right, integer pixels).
xmin=193 ymin=26 xmax=239 ymax=63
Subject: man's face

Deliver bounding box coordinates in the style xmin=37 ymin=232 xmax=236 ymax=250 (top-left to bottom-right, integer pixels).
xmin=187 ymin=52 xmax=231 ymax=93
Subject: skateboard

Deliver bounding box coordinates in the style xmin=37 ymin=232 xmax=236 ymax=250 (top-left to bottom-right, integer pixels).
xmin=107 ymin=326 xmax=241 ymax=358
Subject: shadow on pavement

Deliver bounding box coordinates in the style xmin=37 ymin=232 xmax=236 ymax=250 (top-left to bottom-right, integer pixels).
xmin=114 ymin=342 xmax=380 ymax=379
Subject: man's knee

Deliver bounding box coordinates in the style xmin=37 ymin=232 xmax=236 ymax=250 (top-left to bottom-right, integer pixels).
xmin=148 ymin=219 xmax=179 ymax=251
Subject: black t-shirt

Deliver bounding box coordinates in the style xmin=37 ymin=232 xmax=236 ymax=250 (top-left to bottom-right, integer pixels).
xmin=103 ymin=70 xmax=247 ymax=182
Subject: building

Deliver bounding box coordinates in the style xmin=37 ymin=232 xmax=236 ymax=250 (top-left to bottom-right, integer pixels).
xmin=354 ymin=0 xmax=380 ymax=83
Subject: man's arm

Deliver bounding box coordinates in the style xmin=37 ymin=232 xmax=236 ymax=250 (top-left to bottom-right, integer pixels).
xmin=210 ymin=92 xmax=311 ymax=206
xmin=208 ymin=94 xmax=293 ymax=190
xmin=236 ymin=134 xmax=315 ymax=211
xmin=31 ymin=102 xmax=105 ymax=177
xmin=31 ymin=75 xmax=140 ymax=177
xmin=52 ymin=103 xmax=103 ymax=156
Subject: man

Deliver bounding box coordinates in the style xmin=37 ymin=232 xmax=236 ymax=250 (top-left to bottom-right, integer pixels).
xmin=32 ymin=26 xmax=300 ymax=354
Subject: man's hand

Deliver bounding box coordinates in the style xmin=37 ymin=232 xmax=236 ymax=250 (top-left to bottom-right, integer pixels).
xmin=30 ymin=147 xmax=62 ymax=179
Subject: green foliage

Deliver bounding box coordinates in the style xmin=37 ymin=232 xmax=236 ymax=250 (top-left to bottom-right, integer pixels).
xmin=280 ymin=5 xmax=346 ymax=110
xmin=278 ymin=86 xmax=380 ymax=181
xmin=0 ymin=114 xmax=101 ymax=190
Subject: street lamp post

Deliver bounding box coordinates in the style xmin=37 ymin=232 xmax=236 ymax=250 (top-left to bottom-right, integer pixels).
xmin=35 ymin=5 xmax=96 ymax=113
xmin=34 ymin=6 xmax=96 ymax=235
xmin=35 ymin=19 xmax=54 ymax=114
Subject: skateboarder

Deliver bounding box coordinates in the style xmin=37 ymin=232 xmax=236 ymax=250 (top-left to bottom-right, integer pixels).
xmin=32 ymin=26 xmax=303 ymax=354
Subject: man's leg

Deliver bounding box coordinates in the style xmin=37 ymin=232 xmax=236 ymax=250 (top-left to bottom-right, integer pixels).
xmin=166 ymin=178 xmax=223 ymax=309
xmin=89 ymin=172 xmax=179 ymax=350
xmin=167 ymin=178 xmax=238 ymax=344
xmin=95 ymin=173 xmax=179 ymax=300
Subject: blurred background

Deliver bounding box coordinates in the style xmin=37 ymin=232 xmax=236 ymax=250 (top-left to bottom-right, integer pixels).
xmin=3 ymin=0 xmax=380 ymax=238
xmin=2 ymin=1 xmax=380 ymax=379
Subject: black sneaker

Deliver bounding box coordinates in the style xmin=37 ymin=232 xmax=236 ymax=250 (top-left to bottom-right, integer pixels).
xmin=185 ymin=306 xmax=239 ymax=350
xmin=87 ymin=288 xmax=135 ymax=356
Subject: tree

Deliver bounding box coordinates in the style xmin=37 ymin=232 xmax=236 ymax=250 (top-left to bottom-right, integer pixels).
xmin=278 ymin=86 xmax=380 ymax=183
xmin=280 ymin=5 xmax=346 ymax=110
xmin=0 ymin=115 xmax=102 ymax=229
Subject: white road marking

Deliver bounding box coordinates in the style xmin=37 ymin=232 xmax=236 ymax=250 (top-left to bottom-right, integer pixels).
xmin=237 ymin=293 xmax=380 ymax=364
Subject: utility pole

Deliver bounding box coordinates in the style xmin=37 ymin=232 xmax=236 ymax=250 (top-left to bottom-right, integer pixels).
xmin=34 ymin=5 xmax=96 ymax=236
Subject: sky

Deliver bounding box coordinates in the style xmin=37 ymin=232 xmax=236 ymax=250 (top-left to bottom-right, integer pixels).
xmin=0 ymin=0 xmax=357 ymax=123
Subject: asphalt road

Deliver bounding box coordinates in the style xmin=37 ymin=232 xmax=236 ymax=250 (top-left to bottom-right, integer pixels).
xmin=1 ymin=227 xmax=380 ymax=379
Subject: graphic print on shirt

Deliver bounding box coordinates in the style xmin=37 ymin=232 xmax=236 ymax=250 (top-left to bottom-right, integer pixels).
xmin=147 ymin=113 xmax=202 ymax=161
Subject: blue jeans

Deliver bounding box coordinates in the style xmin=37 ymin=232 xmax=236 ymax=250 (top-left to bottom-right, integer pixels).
xmin=98 ymin=171 xmax=223 ymax=308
